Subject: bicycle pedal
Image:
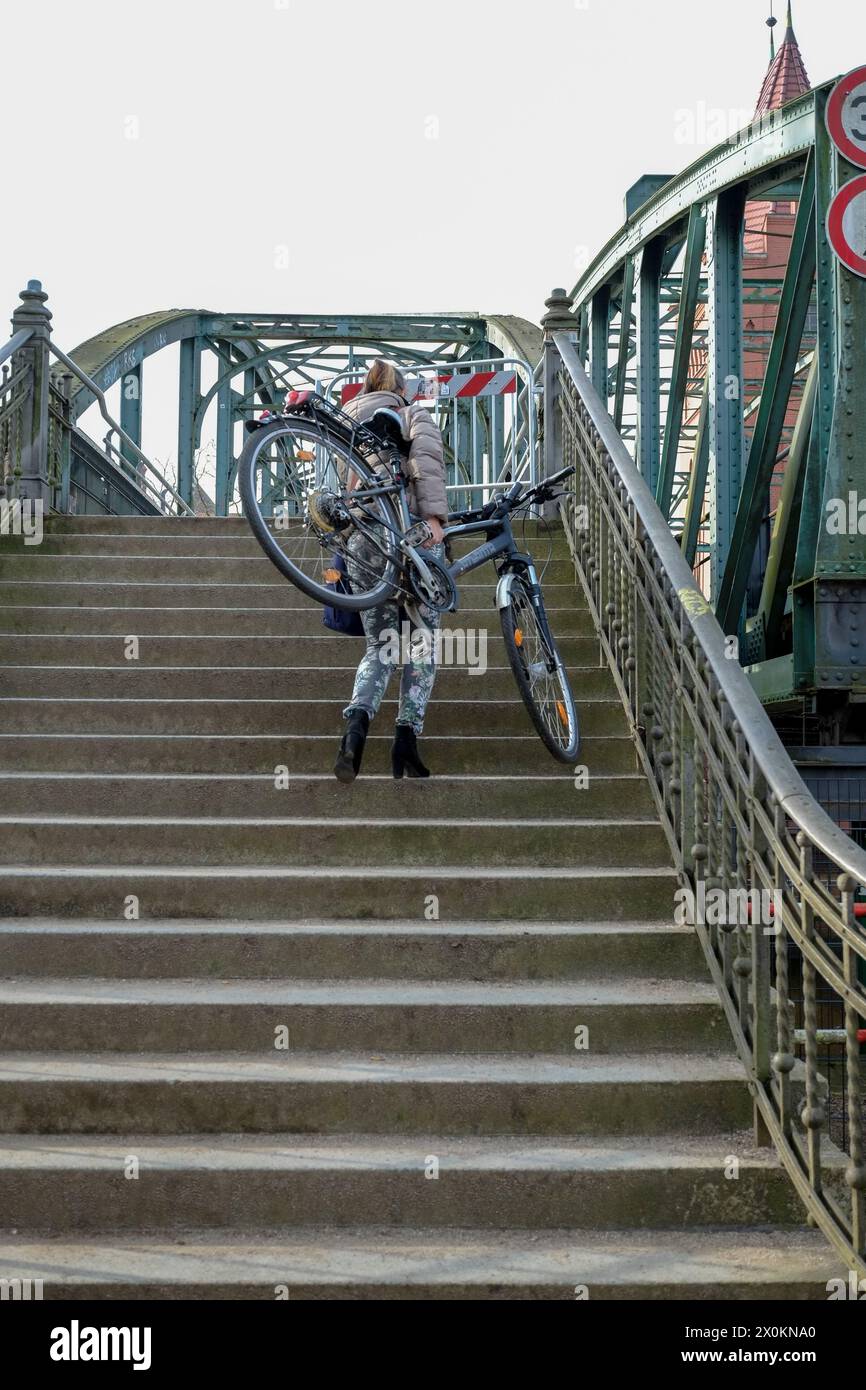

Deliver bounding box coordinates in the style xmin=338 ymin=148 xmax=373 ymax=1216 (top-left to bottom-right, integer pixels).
xmin=404 ymin=521 xmax=433 ymax=548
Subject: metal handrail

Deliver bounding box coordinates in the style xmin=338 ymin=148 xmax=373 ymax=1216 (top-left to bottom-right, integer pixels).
xmin=552 ymin=328 xmax=866 ymax=1276
xmin=0 ymin=327 xmax=34 ymax=370
xmin=48 ymin=343 xmax=194 ymax=517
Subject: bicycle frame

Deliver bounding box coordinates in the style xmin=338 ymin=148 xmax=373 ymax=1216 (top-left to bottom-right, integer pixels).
xmin=348 ymin=459 xmax=553 ymax=633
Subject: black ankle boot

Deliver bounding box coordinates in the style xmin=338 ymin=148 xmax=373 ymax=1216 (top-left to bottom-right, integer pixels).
xmin=391 ymin=723 xmax=430 ymax=779
xmin=334 ymin=710 xmax=370 ymax=783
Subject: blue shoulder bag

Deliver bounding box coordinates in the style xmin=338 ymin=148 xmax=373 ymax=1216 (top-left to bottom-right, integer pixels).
xmin=323 ymin=552 xmax=364 ymax=636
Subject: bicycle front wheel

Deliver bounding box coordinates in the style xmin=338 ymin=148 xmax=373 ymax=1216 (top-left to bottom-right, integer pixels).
xmin=238 ymin=417 xmax=402 ymax=610
xmin=500 ymin=576 xmax=580 ymax=763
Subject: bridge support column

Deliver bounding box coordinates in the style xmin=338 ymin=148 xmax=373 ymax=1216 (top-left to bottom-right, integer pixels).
xmin=541 ymin=288 xmax=576 ymax=483
xmin=706 ymin=187 xmax=745 ymax=610
xmin=9 ymin=281 xmax=53 ymax=507
xmin=613 ymin=258 xmax=634 ymax=433
xmin=590 ymin=286 xmax=610 ymax=408
xmin=177 ymin=337 xmax=202 ymax=508
xmin=636 ymin=239 xmax=663 ymax=492
xmin=120 ymin=363 xmax=143 ymax=475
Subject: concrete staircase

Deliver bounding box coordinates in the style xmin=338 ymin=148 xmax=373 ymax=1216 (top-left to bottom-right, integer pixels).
xmin=0 ymin=516 xmax=840 ymax=1298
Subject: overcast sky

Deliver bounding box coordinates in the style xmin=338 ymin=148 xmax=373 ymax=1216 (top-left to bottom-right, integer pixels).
xmin=4 ymin=0 xmax=864 ymax=469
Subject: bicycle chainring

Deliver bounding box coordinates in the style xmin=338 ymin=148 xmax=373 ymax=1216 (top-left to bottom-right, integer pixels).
xmin=408 ymin=555 xmax=458 ymax=614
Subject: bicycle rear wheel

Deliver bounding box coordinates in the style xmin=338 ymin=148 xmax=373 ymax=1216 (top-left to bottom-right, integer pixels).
xmin=238 ymin=417 xmax=402 ymax=610
xmin=499 ymin=575 xmax=580 ymax=763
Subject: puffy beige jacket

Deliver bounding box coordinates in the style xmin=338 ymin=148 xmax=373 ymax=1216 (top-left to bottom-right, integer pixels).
xmin=342 ymin=389 xmax=448 ymax=522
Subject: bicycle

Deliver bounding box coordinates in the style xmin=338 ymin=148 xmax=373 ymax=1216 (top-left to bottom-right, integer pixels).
xmin=238 ymin=392 xmax=579 ymax=763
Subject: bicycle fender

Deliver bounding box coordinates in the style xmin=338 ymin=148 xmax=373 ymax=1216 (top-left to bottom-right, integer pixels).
xmin=495 ymin=571 xmax=519 ymax=609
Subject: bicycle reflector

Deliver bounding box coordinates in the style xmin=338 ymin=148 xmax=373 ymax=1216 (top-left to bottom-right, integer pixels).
xmin=514 ymin=628 xmax=524 ymax=647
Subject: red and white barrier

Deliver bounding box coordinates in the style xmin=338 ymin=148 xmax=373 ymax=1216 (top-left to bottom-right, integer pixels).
xmin=341 ymin=370 xmax=516 ymax=406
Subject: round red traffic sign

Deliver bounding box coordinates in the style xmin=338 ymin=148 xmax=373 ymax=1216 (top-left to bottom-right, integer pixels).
xmin=826 ymin=174 xmax=866 ymax=277
xmin=826 ymin=66 xmax=866 ymax=168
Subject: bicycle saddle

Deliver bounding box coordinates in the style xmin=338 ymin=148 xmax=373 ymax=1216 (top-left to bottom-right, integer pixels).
xmin=366 ymin=408 xmax=409 ymax=454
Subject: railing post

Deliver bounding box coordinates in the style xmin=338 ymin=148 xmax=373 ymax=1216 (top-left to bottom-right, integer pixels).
xmin=10 ymin=280 xmax=53 ymax=506
xmin=540 ymin=288 xmax=575 ymax=484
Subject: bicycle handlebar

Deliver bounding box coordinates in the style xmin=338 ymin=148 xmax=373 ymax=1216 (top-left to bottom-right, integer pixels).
xmin=448 ymin=466 xmax=574 ymax=526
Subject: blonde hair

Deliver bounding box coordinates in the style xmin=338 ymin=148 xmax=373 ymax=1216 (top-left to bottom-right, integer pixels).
xmin=363 ymin=361 xmax=406 ymax=396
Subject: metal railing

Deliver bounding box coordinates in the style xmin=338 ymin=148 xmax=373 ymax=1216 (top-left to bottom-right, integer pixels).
xmin=48 ymin=343 xmax=193 ymax=517
xmin=0 ymin=281 xmax=192 ymax=517
xmin=551 ymin=327 xmax=866 ymax=1277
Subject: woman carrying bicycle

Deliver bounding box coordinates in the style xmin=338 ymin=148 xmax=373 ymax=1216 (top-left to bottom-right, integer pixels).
xmin=334 ymin=360 xmax=448 ymax=784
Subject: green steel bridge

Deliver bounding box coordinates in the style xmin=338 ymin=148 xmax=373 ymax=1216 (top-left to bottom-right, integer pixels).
xmin=4 ymin=67 xmax=866 ymax=1281
xmin=4 ymin=77 xmax=864 ymax=725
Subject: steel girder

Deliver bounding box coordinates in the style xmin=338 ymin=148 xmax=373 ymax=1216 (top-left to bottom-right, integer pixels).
xmin=636 ymin=238 xmax=663 ymax=491
xmin=656 ymin=204 xmax=706 ymax=518
xmin=716 ymin=150 xmax=817 ymax=635
xmin=705 ymin=184 xmax=746 ymax=605
xmin=563 ymin=76 xmax=866 ymax=711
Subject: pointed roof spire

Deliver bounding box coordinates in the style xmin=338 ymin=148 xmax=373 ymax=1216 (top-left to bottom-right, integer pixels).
xmin=755 ymin=1 xmax=810 ymax=116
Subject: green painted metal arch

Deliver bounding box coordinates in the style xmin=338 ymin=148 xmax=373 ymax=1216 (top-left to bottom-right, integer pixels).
xmin=55 ymin=309 xmax=207 ymax=422
xmin=56 ymin=309 xmax=541 ymax=427
xmin=568 ymin=83 xmax=827 ymax=314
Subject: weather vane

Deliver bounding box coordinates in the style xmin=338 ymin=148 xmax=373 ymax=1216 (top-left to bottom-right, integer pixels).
xmin=767 ymin=1 xmax=778 ymax=59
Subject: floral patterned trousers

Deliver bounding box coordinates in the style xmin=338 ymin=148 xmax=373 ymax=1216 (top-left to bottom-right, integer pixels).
xmin=343 ymin=531 xmax=444 ymax=735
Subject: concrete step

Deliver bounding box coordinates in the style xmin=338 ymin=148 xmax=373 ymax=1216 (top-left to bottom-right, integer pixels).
xmin=0 ymin=1051 xmax=750 ymax=1135
xmin=0 ymin=919 xmax=705 ymax=981
xmin=0 ymin=732 xmax=635 ymax=775
xmin=0 ymin=815 xmax=670 ymax=869
xmin=0 ymin=581 xmax=583 ymax=612
xmin=0 ymin=553 xmax=580 ymax=585
xmin=6 ymin=531 xmax=575 ymax=559
xmin=0 ymin=1133 xmax=803 ymax=1232
xmin=0 ymin=977 xmax=725 ymax=1053
xmin=0 ymin=862 xmax=677 ymax=920
xmin=0 ymin=1225 xmax=838 ymax=1299
xmin=0 ymin=607 xmax=594 ymax=639
xmin=0 ymin=664 xmax=615 ymax=702
xmin=0 ymin=772 xmax=652 ymax=819
xmin=0 ymin=696 xmax=624 ymax=737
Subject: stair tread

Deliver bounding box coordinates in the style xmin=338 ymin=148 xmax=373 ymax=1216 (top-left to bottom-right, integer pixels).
xmin=0 ymin=814 xmax=659 ymax=828
xmin=0 ymin=1130 xmax=786 ymax=1171
xmin=0 ymin=1051 xmax=744 ymax=1082
xmin=0 ymin=695 xmax=618 ymax=706
xmin=0 ymin=978 xmax=719 ymax=1005
xmin=0 ymin=917 xmax=687 ymax=935
xmin=0 ymin=771 xmax=640 ymax=783
xmin=0 ymin=731 xmax=631 ymax=741
xmin=0 ymin=1226 xmax=839 ymax=1288
xmin=0 ymin=862 xmax=675 ymax=879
